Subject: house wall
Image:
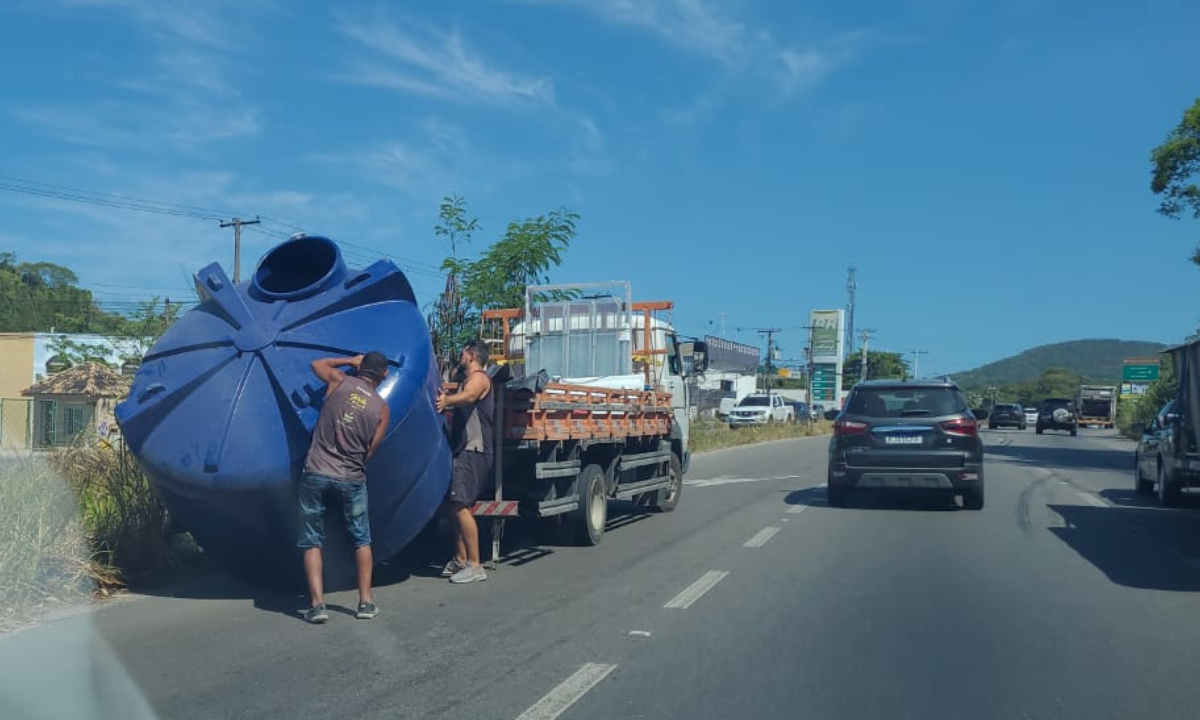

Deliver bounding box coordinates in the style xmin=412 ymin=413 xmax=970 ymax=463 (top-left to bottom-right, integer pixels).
xmin=0 ymin=333 xmax=36 ymax=400
xmin=0 ymin=335 xmax=35 ymax=449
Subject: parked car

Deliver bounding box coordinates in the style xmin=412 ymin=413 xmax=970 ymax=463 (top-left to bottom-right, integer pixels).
xmin=728 ymin=393 xmax=794 ymax=427
xmin=823 ymin=406 xmax=841 ymax=421
xmin=988 ymin=403 xmax=1026 ymax=430
xmin=1023 ymin=406 xmax=1038 ymax=426
xmin=785 ymin=400 xmax=811 ymax=423
xmin=811 ymin=403 xmax=827 ymax=421
xmin=715 ymin=396 xmax=737 ymax=421
xmin=826 ymin=379 xmax=984 ymax=509
xmin=1036 ymin=398 xmax=1077 ymax=436
xmin=1133 ymin=399 xmax=1192 ymax=505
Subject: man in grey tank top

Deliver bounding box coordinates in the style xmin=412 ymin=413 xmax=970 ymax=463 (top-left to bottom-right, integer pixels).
xmin=436 ymin=340 xmax=493 ymax=584
xmin=297 ymin=351 xmax=391 ymax=624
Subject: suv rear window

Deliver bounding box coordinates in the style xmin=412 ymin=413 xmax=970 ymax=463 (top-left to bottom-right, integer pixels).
xmin=1041 ymin=399 xmax=1072 ymax=411
xmin=845 ymin=386 xmax=968 ymax=418
xmin=994 ymin=404 xmax=1019 ymax=412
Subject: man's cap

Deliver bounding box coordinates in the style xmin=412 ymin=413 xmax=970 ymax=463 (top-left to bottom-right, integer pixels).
xmin=360 ymin=351 xmax=389 ymax=378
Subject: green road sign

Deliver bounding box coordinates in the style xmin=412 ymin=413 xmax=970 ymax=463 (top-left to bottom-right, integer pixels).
xmin=1122 ymin=364 xmax=1160 ymax=382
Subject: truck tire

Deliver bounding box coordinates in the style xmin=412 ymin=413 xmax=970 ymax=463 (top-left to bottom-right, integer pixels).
xmin=1158 ymin=461 xmax=1182 ymax=507
xmin=648 ymin=454 xmax=683 ymax=513
xmin=570 ymin=464 xmax=607 ymax=546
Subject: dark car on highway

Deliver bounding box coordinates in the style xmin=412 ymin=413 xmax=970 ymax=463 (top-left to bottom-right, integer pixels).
xmin=827 ymin=379 xmax=984 ymax=510
xmin=1036 ymin=397 xmax=1077 ymax=436
xmin=988 ymin=403 xmax=1026 ymax=430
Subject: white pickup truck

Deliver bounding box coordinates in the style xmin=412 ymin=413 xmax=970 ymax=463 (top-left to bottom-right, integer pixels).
xmin=728 ymin=393 xmax=795 ymax=427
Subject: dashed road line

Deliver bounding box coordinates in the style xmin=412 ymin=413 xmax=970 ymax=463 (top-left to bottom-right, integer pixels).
xmin=786 ymin=505 xmax=809 ymax=514
xmin=743 ymin=526 xmax=782 ymax=548
xmin=515 ymin=663 xmax=617 ymax=720
xmin=685 ymin=474 xmax=803 ymax=488
xmin=664 ymin=570 xmax=730 ymax=609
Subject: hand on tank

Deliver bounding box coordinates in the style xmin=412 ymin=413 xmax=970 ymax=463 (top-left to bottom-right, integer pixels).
xmin=436 ymin=388 xmax=449 ymax=413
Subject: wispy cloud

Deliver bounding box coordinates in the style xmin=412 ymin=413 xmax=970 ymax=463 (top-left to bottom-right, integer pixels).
xmin=334 ymin=10 xmax=554 ymax=106
xmin=515 ymin=0 xmax=868 ymax=96
xmin=12 ymin=0 xmax=262 ymax=151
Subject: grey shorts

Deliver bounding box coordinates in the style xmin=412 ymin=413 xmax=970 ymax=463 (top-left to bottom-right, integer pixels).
xmin=447 ymin=452 xmax=492 ymax=506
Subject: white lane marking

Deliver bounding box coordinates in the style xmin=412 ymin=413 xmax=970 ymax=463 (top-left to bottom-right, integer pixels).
xmin=743 ymin=526 xmax=782 ymax=548
xmin=1078 ymin=492 xmax=1109 ymax=508
xmin=664 ymin=570 xmax=730 ymax=609
xmin=786 ymin=505 xmax=809 ymax=514
xmin=685 ymin=474 xmax=803 ymax=488
xmin=515 ymin=663 xmax=617 ymax=720
xmin=627 ymin=630 xmax=652 ymax=638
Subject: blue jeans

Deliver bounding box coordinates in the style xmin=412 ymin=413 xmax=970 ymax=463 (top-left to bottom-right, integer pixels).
xmin=297 ymin=472 xmax=371 ymax=549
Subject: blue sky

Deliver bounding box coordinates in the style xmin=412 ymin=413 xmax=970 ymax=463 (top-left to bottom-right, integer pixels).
xmin=1 ymin=0 xmax=1198 ymax=375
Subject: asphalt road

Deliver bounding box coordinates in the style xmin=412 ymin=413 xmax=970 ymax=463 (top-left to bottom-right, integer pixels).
xmin=6 ymin=427 xmax=1200 ymax=720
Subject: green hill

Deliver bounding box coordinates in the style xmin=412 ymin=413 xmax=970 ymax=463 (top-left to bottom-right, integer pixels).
xmin=950 ymin=339 xmax=1167 ymax=390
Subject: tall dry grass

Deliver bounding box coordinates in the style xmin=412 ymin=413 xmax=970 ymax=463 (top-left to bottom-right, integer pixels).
xmin=1 ymin=435 xmax=182 ymax=628
xmin=690 ymin=418 xmax=832 ymax=454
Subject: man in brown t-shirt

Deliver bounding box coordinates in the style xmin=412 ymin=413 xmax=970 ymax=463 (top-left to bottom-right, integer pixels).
xmin=297 ymin=352 xmax=390 ymax=624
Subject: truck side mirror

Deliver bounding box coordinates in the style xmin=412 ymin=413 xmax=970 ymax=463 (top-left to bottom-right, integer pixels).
xmin=686 ymin=341 xmax=709 ymax=374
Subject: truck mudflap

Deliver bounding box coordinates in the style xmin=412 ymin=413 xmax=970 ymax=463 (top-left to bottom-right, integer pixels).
xmin=472 ymin=500 xmax=520 ymax=517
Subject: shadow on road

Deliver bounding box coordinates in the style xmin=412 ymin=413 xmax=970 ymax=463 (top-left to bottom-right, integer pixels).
xmin=783 ymin=485 xmax=961 ymax=512
xmin=129 ymin=500 xmax=657 ymax=613
xmin=1100 ymin=487 xmax=1200 ymax=511
xmin=1048 ymin=504 xmax=1200 ymax=592
xmin=986 ymin=441 xmax=1133 ymax=473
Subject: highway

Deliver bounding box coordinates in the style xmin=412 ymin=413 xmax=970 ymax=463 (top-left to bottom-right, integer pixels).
xmin=5 ymin=428 xmax=1200 ymax=720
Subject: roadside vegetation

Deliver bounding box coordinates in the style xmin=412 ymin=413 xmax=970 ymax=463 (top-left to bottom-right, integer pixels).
xmin=691 ymin=418 xmax=832 ymax=454
xmin=0 ymin=437 xmax=194 ymax=630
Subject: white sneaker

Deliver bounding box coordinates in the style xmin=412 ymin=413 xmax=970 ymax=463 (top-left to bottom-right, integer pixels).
xmin=449 ymin=564 xmax=487 ymax=584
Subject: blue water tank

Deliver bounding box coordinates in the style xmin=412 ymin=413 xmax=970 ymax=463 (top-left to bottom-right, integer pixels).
xmin=115 ymin=235 xmax=450 ymax=580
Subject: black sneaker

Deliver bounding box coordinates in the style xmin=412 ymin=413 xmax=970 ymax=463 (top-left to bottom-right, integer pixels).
xmin=304 ymin=604 xmax=329 ymax=624
xmin=356 ymin=602 xmax=379 ymax=620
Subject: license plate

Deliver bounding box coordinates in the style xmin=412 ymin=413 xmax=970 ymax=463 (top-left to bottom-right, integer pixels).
xmin=884 ymin=435 xmax=923 ymax=445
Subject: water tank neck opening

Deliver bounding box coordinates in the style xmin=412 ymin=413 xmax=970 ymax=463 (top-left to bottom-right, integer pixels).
xmin=253 ymin=236 xmax=345 ymax=300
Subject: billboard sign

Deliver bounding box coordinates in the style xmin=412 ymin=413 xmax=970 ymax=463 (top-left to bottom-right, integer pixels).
xmin=811 ymin=362 xmax=839 ymax=402
xmin=704 ymin=335 xmax=761 ymax=374
xmin=1122 ymin=362 xmax=1160 ymax=382
xmin=809 ymin=309 xmax=844 ymax=363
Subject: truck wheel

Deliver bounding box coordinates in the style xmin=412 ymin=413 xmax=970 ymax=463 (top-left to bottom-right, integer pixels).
xmin=1158 ymin=462 xmax=1181 ymax=507
xmin=649 ymin=454 xmax=683 ymax=513
xmin=1070 ymin=427 xmax=1078 ymax=437
xmin=570 ymin=464 xmax=607 ymax=546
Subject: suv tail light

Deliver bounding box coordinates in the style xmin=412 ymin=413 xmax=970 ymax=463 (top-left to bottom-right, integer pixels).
xmin=940 ymin=418 xmax=978 ymax=437
xmin=834 ymin=419 xmax=869 ymax=435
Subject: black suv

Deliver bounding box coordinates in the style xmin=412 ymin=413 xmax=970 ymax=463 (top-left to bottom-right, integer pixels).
xmin=1036 ymin=398 xmax=1077 ymax=436
xmin=988 ymin=403 xmax=1026 ymax=430
xmin=827 ymin=380 xmax=984 ymax=510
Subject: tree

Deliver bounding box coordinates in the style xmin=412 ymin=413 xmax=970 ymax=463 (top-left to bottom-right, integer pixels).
xmin=426 ymin=196 xmax=581 ymax=376
xmin=428 ymin=195 xmax=481 ymax=372
xmin=1151 ymin=98 xmax=1200 ymax=263
xmin=842 ymin=350 xmax=908 ymax=389
xmin=461 ymin=208 xmax=579 ymax=310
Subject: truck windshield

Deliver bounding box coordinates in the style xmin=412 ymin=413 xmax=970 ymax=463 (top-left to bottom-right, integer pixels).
xmin=739 ymin=396 xmax=770 ymax=407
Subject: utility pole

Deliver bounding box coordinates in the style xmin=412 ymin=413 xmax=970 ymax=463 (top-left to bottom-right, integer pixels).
xmin=756 ymin=328 xmax=782 ymax=394
xmin=220 ymin=216 xmax=261 ymax=283
xmin=845 ymin=265 xmax=858 ymax=355
xmin=909 ymin=348 xmax=929 ymax=379
xmin=857 ymin=328 xmax=876 ymax=384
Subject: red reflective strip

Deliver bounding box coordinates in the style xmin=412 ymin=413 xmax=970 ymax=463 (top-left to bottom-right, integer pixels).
xmin=472 ymin=501 xmax=520 ymax=516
